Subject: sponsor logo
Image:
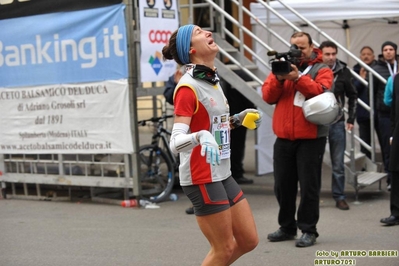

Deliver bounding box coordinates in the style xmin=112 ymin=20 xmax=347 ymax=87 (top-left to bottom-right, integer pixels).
xmin=0 ymin=26 xmax=124 ymax=69
xmin=148 ymin=51 xmax=163 ymax=75
xmin=148 ymin=30 xmax=172 ymax=44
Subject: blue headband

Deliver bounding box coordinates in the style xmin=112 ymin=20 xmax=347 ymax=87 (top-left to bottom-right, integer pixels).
xmin=176 ymin=24 xmax=195 ymax=65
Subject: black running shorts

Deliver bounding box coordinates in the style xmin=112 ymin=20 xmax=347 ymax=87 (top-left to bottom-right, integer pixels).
xmin=182 ymin=176 xmax=245 ymax=216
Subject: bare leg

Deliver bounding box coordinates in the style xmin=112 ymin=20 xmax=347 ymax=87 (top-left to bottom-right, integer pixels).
xmin=197 ymin=209 xmax=235 ymax=266
xmin=196 ymin=199 xmax=258 ymax=266
xmin=227 ymin=199 xmax=258 ymax=265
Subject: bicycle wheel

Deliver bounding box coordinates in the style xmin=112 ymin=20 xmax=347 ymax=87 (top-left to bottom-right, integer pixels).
xmin=139 ymin=144 xmax=175 ymax=203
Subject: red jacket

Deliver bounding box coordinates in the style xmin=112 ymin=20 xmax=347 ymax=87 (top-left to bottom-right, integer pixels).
xmin=262 ymin=48 xmax=334 ymax=140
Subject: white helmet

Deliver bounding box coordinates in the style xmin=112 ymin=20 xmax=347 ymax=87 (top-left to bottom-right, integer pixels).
xmin=302 ymin=91 xmax=343 ymax=125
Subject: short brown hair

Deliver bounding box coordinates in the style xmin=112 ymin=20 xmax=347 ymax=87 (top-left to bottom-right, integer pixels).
xmin=360 ymin=46 xmax=374 ymax=54
xmin=319 ymin=41 xmax=338 ymax=53
xmin=290 ymin=31 xmax=313 ymax=46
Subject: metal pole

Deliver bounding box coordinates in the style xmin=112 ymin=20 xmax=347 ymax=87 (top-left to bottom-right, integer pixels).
xmin=368 ymin=71 xmax=376 ymax=163
xmin=124 ymin=0 xmax=142 ymax=199
xmin=237 ymin=0 xmax=244 ymax=64
xmin=189 ymin=0 xmax=194 ymax=24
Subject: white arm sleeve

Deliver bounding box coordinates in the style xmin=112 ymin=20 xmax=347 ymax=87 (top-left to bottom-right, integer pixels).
xmin=169 ymin=123 xmax=199 ymax=154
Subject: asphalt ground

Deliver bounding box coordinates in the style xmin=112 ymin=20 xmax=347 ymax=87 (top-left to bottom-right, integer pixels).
xmin=1 ymin=130 xmax=398 ymax=266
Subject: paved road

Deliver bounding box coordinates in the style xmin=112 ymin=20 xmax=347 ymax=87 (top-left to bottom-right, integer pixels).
xmin=1 ymin=130 xmax=398 ymax=266
xmin=1 ymin=169 xmax=398 ymax=266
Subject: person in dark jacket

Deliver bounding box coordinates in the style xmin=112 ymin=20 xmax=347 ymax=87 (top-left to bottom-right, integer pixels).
xmin=163 ymin=66 xmax=185 ymax=105
xmin=320 ymin=41 xmax=358 ymax=211
xmin=371 ymin=41 xmax=398 ymax=189
xmin=353 ymin=46 xmax=377 ymax=159
xmin=380 ymin=73 xmax=399 ymax=225
xmin=262 ymin=32 xmax=334 ymax=248
xmin=221 ymin=69 xmax=256 ymax=185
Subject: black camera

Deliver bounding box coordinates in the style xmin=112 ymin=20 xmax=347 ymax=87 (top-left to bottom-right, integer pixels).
xmin=268 ymin=44 xmax=302 ymax=75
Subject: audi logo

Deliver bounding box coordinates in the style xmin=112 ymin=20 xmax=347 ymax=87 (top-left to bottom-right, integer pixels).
xmin=149 ymin=30 xmax=172 ymax=44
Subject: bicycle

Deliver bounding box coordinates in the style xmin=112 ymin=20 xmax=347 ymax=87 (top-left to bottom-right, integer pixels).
xmin=138 ymin=114 xmax=179 ymax=203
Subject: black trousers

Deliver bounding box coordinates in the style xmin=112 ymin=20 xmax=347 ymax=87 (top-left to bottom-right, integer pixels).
xmin=390 ymin=171 xmax=399 ymax=217
xmin=225 ymin=84 xmax=254 ymax=180
xmin=273 ymin=137 xmax=326 ymax=237
xmin=357 ymin=119 xmax=372 ymax=159
xmin=375 ymin=112 xmax=392 ymax=184
xmin=230 ymin=125 xmax=247 ymax=178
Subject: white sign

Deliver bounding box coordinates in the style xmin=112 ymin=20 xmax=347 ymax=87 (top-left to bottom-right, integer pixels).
xmin=139 ymin=0 xmax=179 ymax=82
xmin=0 ymin=79 xmax=133 ymax=154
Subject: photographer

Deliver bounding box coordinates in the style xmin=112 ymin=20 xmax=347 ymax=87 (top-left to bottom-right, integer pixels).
xmin=262 ymin=32 xmax=334 ymax=248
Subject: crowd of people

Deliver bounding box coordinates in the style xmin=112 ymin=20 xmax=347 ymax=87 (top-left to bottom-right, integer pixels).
xmin=161 ymin=24 xmax=398 ymax=264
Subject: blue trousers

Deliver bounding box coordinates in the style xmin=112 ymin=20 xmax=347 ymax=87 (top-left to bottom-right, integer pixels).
xmin=273 ymin=137 xmax=326 ymax=237
xmin=328 ymin=121 xmax=346 ymax=201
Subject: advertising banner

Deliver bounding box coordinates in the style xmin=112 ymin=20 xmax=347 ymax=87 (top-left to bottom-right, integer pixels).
xmin=0 ymin=3 xmax=133 ymax=154
xmin=0 ymin=80 xmax=133 ymax=154
xmin=0 ymin=0 xmax=122 ymax=20
xmin=0 ymin=4 xmax=128 ymax=88
xmin=139 ymin=0 xmax=179 ymax=82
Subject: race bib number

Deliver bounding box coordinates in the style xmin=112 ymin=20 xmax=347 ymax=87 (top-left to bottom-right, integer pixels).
xmin=212 ymin=113 xmax=230 ymax=159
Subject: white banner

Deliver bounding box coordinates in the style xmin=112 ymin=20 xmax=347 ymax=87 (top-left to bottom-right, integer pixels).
xmin=0 ymin=80 xmax=133 ymax=154
xmin=139 ymin=0 xmax=179 ymax=82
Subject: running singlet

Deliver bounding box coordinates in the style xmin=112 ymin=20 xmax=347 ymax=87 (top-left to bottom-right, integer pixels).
xmin=174 ymin=73 xmax=232 ymax=186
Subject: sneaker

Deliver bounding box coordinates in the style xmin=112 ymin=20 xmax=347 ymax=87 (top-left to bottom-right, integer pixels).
xmin=185 ymin=206 xmax=194 ymax=215
xmin=336 ymin=200 xmax=349 ymax=210
xmin=387 ymin=184 xmax=391 ymax=191
xmin=267 ymin=229 xmax=296 ymax=242
xmin=296 ymin=233 xmax=317 ymax=247
xmin=235 ymin=177 xmax=254 ymax=184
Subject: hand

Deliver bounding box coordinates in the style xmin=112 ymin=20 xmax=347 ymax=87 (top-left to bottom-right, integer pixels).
xmin=254 ymin=110 xmax=263 ymax=128
xmin=196 ymin=130 xmax=220 ymax=165
xmin=346 ymin=123 xmax=354 ymax=131
xmin=236 ymin=109 xmax=263 ymax=129
xmin=359 ymin=67 xmax=367 ymax=79
xmin=278 ymin=64 xmax=300 ymax=81
xmin=275 ymin=74 xmax=285 ymax=82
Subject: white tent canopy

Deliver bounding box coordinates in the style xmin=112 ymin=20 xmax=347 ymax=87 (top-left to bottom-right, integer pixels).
xmin=251 ymin=0 xmax=399 ymax=25
xmin=250 ymin=0 xmax=399 ymax=69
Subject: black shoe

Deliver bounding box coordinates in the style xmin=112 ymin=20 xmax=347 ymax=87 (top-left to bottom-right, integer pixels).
xmin=380 ymin=215 xmax=399 ymax=225
xmin=235 ymin=176 xmax=254 ymax=184
xmin=296 ymin=233 xmax=317 ymax=247
xmin=336 ymin=200 xmax=349 ymax=210
xmin=185 ymin=206 xmax=194 ymax=215
xmin=267 ymin=229 xmax=296 ymax=242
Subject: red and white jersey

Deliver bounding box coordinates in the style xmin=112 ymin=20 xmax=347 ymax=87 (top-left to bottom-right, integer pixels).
xmin=174 ymin=73 xmax=231 ymax=186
